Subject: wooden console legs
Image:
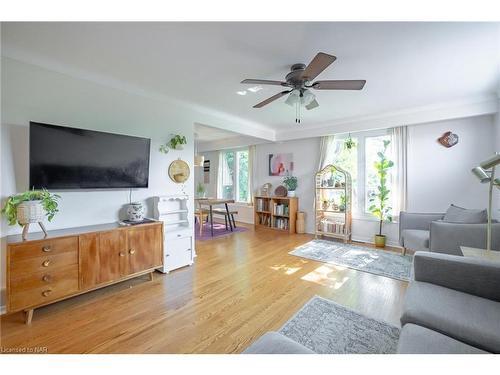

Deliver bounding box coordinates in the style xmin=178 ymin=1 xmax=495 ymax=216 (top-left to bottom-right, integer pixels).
xmin=149 ymin=271 xmax=154 ymax=281
xmin=24 ymin=309 xmax=34 ymax=325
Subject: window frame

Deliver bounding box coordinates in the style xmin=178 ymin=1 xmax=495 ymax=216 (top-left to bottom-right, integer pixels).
xmin=332 ymin=128 xmax=394 ymax=221
xmin=219 ymin=147 xmax=249 ymax=204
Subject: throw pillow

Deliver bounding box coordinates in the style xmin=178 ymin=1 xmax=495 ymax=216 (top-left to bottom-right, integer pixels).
xmin=443 ymin=204 xmax=488 ymax=224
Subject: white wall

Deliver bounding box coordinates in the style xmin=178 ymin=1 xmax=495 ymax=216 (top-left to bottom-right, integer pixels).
xmin=0 ymin=58 xmax=242 ymax=309
xmin=407 ymin=115 xmax=496 ymax=215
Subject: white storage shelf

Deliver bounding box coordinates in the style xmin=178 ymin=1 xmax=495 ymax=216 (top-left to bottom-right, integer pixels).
xmin=154 ymin=195 xmax=194 ymax=273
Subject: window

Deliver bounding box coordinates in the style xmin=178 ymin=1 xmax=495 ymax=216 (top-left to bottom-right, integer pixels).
xmin=332 ymin=138 xmax=358 ymax=212
xmin=219 ymin=149 xmax=249 ymax=203
xmin=329 ymin=130 xmax=396 ymax=219
xmin=365 ymin=134 xmax=394 ymax=214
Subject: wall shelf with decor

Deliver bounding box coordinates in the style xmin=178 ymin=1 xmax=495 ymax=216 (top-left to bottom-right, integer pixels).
xmin=254 ymin=196 xmax=298 ymax=234
xmin=315 ymin=165 xmax=352 ymax=242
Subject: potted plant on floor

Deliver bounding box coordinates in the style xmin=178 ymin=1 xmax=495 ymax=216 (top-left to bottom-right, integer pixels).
xmin=283 ymin=175 xmax=298 ymax=197
xmin=1 ymin=189 xmax=61 ymax=240
xmin=368 ymin=140 xmax=394 ymax=247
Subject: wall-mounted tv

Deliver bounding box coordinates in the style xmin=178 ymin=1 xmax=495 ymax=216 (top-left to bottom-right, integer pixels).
xmin=30 ymin=122 xmax=151 ymax=189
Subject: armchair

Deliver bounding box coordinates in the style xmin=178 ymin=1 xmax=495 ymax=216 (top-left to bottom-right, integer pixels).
xmin=399 ymin=211 xmax=500 ymax=255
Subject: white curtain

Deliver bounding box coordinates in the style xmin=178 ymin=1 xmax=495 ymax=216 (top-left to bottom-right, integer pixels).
xmin=215 ymin=151 xmax=223 ymax=199
xmin=248 ymin=145 xmax=256 ymax=205
xmin=317 ymin=135 xmax=342 ymax=171
xmin=391 ymin=126 xmax=408 ymax=217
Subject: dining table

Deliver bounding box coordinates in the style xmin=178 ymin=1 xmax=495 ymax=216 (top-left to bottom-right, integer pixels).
xmin=194 ymin=198 xmax=235 ymax=237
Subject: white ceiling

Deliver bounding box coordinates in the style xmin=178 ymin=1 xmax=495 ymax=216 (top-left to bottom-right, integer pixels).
xmin=195 ymin=123 xmax=240 ymax=142
xmin=2 ymin=22 xmax=499 ymax=138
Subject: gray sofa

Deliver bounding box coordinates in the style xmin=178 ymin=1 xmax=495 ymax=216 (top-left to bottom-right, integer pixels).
xmin=244 ymin=252 xmax=500 ymax=354
xmin=398 ymin=251 xmax=500 ymax=354
xmin=399 ymin=211 xmax=500 ymax=255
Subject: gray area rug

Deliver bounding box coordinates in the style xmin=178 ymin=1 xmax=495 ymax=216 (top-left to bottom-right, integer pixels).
xmin=279 ymin=296 xmax=400 ymax=354
xmin=289 ymin=239 xmax=412 ymax=281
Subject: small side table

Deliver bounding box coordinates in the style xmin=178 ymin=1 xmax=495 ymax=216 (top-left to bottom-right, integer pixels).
xmin=460 ymin=246 xmax=500 ymax=263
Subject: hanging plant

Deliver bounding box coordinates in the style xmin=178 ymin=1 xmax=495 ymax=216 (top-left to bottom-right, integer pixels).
xmin=344 ymin=134 xmax=356 ymax=150
xmin=159 ymin=134 xmax=187 ymax=154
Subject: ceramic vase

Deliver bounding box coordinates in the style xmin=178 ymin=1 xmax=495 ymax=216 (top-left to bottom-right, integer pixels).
xmin=127 ymin=202 xmax=145 ymax=222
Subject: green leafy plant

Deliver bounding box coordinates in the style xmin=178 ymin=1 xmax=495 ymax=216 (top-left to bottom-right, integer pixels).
xmin=282 ymin=175 xmax=298 ymax=191
xmin=196 ymin=182 xmax=206 ymax=197
xmin=368 ymin=140 xmax=394 ymax=236
xmin=344 ymin=134 xmax=356 ymax=150
xmin=1 ymin=189 xmax=61 ymax=226
xmin=159 ymin=134 xmax=187 ymax=154
xmin=339 ymin=193 xmax=346 ymax=211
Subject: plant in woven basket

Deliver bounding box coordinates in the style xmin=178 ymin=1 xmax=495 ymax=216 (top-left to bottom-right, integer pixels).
xmin=1 ymin=189 xmax=61 ymax=226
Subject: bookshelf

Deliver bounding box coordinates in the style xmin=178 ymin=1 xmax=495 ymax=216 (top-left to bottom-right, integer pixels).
xmin=254 ymin=196 xmax=298 ymax=234
xmin=315 ymin=165 xmax=352 ymax=242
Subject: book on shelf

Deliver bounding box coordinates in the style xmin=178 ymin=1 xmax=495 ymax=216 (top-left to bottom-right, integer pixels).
xmin=273 ymin=217 xmax=289 ymax=230
xmin=256 ymin=198 xmax=270 ymax=212
xmin=272 ymin=203 xmax=289 ymax=216
xmin=319 ymin=218 xmax=345 ymax=234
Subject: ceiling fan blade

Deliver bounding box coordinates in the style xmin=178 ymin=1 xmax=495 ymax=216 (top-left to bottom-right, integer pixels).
xmin=301 ymin=52 xmax=337 ymax=81
xmin=305 ymin=99 xmax=319 ymax=110
xmin=241 ymin=79 xmax=289 ymax=87
xmin=253 ymin=90 xmax=292 ymax=108
xmin=312 ymin=80 xmax=366 ymax=90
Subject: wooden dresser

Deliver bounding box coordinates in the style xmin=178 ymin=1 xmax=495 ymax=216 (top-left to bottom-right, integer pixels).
xmin=6 ymin=221 xmax=163 ymax=324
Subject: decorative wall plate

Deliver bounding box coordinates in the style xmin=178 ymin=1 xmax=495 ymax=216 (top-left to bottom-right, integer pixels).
xmin=274 ymin=185 xmax=288 ymax=197
xmin=438 ymin=131 xmax=459 ymax=148
xmin=168 ymin=159 xmax=190 ymax=183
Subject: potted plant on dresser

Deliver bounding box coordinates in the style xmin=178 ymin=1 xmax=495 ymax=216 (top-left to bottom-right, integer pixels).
xmin=1 ymin=189 xmax=60 ymax=240
xmin=282 ymin=175 xmax=298 ymax=197
xmin=368 ymin=140 xmax=394 ymax=247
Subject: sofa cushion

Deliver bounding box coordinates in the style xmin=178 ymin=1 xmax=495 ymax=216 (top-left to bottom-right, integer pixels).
xmin=401 ymin=281 xmax=500 ymax=353
xmin=401 ymin=229 xmax=429 ymax=251
xmin=443 ymin=204 xmax=487 ymax=224
xmin=243 ymin=332 xmax=315 ymax=354
xmin=398 ymin=323 xmax=488 ymax=354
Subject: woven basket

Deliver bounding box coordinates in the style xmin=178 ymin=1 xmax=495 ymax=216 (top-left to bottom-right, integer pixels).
xmin=17 ymin=200 xmax=44 ymax=224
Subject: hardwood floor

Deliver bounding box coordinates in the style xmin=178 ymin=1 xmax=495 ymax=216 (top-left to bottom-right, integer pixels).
xmin=0 ymin=224 xmax=408 ymax=353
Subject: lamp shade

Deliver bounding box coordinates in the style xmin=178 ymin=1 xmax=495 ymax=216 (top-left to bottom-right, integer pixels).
xmin=471 ymin=166 xmax=490 ymax=183
xmin=480 ymin=153 xmax=500 ymax=169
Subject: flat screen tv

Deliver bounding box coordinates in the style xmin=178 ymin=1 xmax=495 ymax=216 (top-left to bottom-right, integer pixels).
xmin=30 ymin=122 xmax=151 ymax=189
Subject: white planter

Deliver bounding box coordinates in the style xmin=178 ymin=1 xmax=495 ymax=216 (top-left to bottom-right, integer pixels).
xmin=127 ymin=202 xmax=145 ymax=222
xmin=287 ymin=190 xmax=296 ymax=197
xmin=17 ymin=200 xmax=44 ymax=224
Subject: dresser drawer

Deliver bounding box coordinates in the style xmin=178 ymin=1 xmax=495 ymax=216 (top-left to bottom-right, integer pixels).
xmin=9 ymin=236 xmax=78 ymax=262
xmin=9 ymin=272 xmax=79 ymax=311
xmin=10 ymin=265 xmax=78 ymax=294
xmin=10 ymin=251 xmax=78 ymax=278
xmin=164 ymin=228 xmax=192 ymax=240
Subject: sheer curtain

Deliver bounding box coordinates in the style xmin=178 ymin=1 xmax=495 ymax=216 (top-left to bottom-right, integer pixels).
xmin=215 ymin=151 xmax=223 ymax=199
xmin=317 ymin=135 xmax=342 ymax=171
xmin=391 ymin=126 xmax=408 ymax=217
xmin=248 ymin=145 xmax=256 ymax=205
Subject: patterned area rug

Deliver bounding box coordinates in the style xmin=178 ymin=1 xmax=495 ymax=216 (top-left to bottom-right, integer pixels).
xmin=279 ymin=296 xmax=400 ymax=354
xmin=195 ymin=221 xmax=247 ymax=240
xmin=289 ymin=239 xmax=412 ymax=281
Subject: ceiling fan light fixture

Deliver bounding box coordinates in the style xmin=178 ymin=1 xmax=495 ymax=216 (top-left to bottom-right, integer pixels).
xmin=285 ymin=90 xmax=299 ymax=107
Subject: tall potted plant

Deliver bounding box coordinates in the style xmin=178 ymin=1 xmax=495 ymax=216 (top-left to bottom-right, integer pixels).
xmin=368 ymin=140 xmax=394 ymax=247
xmin=1 ymin=189 xmax=61 ymax=240
xmin=282 ymin=175 xmax=298 ymax=197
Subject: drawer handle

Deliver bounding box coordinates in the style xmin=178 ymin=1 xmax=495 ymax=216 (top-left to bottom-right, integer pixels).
xmin=165 ymin=254 xmax=170 ymax=257
xmin=42 ymin=289 xmax=52 ymax=297
xmin=177 ymin=234 xmax=181 ymax=237
xmin=119 ymin=252 xmax=126 ymax=257
xmin=129 ymin=249 xmax=136 ymax=255
xmin=42 ymin=275 xmax=52 ymax=282
xmin=42 ymin=246 xmax=51 ymax=252
xmin=42 ymin=260 xmax=51 ymax=267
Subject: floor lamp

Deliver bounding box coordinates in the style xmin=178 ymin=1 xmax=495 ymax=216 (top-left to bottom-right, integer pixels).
xmin=472 ymin=152 xmax=500 ymax=251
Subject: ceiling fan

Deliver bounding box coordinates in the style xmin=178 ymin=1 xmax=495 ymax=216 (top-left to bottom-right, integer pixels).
xmin=241 ymin=52 xmax=366 ymax=123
